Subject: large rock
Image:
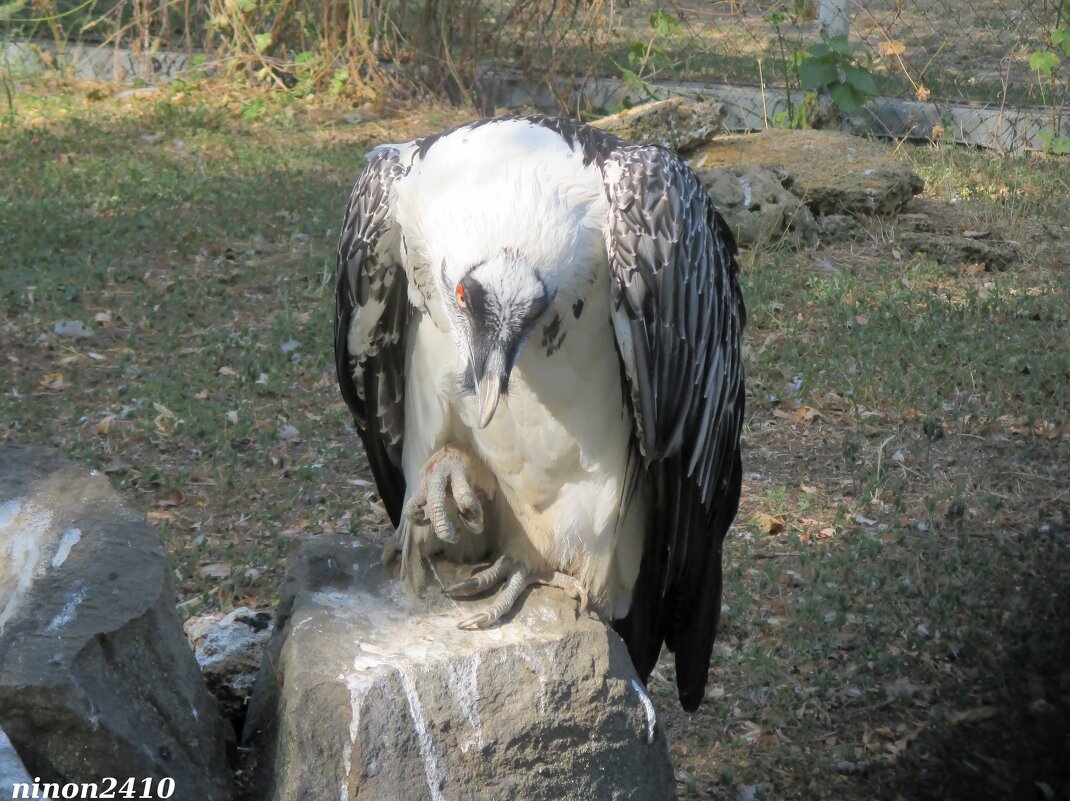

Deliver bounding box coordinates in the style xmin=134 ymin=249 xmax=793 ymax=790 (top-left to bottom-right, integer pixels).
xmin=698 ymin=164 xmax=818 ymax=249
xmin=593 ymin=97 xmax=727 ymax=153
xmin=691 ymin=129 xmax=924 ymax=216
xmin=0 ymin=446 xmax=231 ymax=800
xmin=244 ymin=537 xmax=676 ymax=801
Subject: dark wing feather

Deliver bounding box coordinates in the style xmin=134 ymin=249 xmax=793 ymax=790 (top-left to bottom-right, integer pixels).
xmin=603 ymin=144 xmax=746 ymax=712
xmin=335 ymin=147 xmax=411 ymax=526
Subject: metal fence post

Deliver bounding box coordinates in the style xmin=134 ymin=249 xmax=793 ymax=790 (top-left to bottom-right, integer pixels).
xmin=819 ymin=0 xmax=850 ymax=39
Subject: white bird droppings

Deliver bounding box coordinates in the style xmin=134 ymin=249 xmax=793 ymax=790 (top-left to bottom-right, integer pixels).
xmin=630 ymin=678 xmax=657 ymax=744
xmin=45 ymin=586 xmax=86 ymax=633
xmin=738 ymin=176 xmax=753 ymax=210
xmin=51 ymin=527 xmax=81 ymax=568
xmin=446 ymin=653 xmax=483 ymax=753
xmin=399 ymin=667 xmax=446 ymax=801
xmin=0 ymin=498 xmax=52 ymax=634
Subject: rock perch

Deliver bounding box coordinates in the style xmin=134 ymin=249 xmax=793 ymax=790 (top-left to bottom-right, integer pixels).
xmin=244 ymin=537 xmax=677 ymax=801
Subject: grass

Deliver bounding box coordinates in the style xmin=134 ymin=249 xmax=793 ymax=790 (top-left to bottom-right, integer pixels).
xmin=2 ymin=76 xmax=1068 ymax=799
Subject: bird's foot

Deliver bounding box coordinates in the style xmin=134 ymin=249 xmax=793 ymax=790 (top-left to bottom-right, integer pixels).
xmin=404 ymin=444 xmax=484 ymax=545
xmin=446 ymin=556 xmax=589 ymax=629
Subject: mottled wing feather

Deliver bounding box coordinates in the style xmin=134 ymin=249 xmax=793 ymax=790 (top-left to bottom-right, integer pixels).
xmin=603 ymin=144 xmax=746 ymax=712
xmin=335 ymin=147 xmax=410 ymax=526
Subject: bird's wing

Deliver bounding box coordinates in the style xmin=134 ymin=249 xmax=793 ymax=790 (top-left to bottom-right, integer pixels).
xmin=602 ymin=144 xmax=746 ymax=712
xmin=335 ymin=146 xmax=411 ymax=526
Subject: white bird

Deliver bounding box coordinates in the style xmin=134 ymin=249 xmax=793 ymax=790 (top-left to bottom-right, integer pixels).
xmin=335 ymin=115 xmax=745 ymax=710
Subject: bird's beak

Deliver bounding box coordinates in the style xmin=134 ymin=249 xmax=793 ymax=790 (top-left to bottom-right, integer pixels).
xmin=477 ymin=375 xmax=502 ymax=429
xmin=476 ymin=347 xmax=509 ymax=429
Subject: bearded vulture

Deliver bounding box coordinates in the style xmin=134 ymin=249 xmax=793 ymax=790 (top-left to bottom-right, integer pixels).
xmin=335 ymin=115 xmax=745 ymax=711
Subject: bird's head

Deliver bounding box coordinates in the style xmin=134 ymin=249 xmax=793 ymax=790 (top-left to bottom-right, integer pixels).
xmin=442 ymin=251 xmax=550 ymax=429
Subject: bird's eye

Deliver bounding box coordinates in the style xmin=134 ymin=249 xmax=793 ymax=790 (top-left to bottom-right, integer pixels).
xmin=455 ymin=282 xmax=467 ymax=309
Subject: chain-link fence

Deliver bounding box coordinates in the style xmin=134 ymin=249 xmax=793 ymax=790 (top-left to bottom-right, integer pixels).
xmin=3 ymin=0 xmax=1068 ymax=150
xmin=574 ymin=0 xmax=1070 ymax=152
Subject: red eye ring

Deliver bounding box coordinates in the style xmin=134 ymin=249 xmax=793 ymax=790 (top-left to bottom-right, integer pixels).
xmin=455 ymin=282 xmax=467 ymax=309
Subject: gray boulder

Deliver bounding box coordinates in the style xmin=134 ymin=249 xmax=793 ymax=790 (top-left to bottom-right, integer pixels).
xmin=0 ymin=446 xmax=231 ymax=800
xmin=244 ymin=537 xmax=676 ymax=801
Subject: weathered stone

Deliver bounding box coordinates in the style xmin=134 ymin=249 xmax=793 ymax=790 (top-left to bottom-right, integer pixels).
xmin=245 ymin=537 xmax=676 ymax=801
xmin=0 ymin=446 xmax=231 ymax=800
xmin=896 ymin=231 xmax=1021 ymax=270
xmin=815 ymin=213 xmax=859 ymax=243
xmin=698 ymin=165 xmax=818 ymax=249
xmin=895 ymin=212 xmax=935 ymax=233
xmin=0 ymin=726 xmax=31 ymax=793
xmin=691 ymin=129 xmax=924 ymax=216
xmin=592 ymin=97 xmax=727 ymax=153
xmin=185 ymin=607 xmax=274 ymax=728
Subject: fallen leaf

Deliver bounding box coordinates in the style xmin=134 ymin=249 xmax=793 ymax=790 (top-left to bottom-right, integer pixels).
xmin=773 ymin=405 xmax=821 ymax=424
xmin=753 ymin=512 xmax=787 ymax=535
xmin=39 ymin=372 xmax=68 ymax=390
xmin=155 ymin=489 xmax=186 ymax=507
xmin=961 ymin=229 xmax=991 ymax=239
xmin=96 ymin=415 xmax=117 ymax=435
xmin=198 ymin=562 xmax=232 ymax=579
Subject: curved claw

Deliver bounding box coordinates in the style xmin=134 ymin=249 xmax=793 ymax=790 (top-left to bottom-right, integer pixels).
xmin=445 ymin=556 xmax=512 ymax=597
xmin=457 ymin=610 xmax=495 ymax=630
xmin=455 ymin=564 xmax=529 ymax=630
xmin=450 ymin=462 xmax=484 ymax=534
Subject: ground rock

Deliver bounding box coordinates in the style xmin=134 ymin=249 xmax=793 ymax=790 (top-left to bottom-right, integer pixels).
xmin=0 ymin=446 xmax=231 ymax=800
xmin=698 ymin=165 xmax=818 ymax=248
xmin=244 ymin=536 xmax=676 ymax=801
xmin=896 ymin=231 xmax=1021 ymax=270
xmin=814 ymin=213 xmax=858 ymax=243
xmin=895 ymin=212 xmax=935 ymax=233
xmin=185 ymin=607 xmax=274 ymax=728
xmin=593 ymin=97 xmax=727 ymax=153
xmin=691 ymin=129 xmax=924 ymax=216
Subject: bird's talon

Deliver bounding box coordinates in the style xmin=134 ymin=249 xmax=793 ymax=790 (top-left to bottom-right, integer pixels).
xmin=406 ymin=445 xmax=484 ymax=545
xmin=457 ymin=612 xmax=492 ymax=630
xmin=444 ymin=578 xmax=477 ymax=595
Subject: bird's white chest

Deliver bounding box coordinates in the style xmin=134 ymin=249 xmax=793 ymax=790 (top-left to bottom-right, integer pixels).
xmin=406 ymin=263 xmax=632 ymax=571
xmin=464 ymin=276 xmax=634 ymax=570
